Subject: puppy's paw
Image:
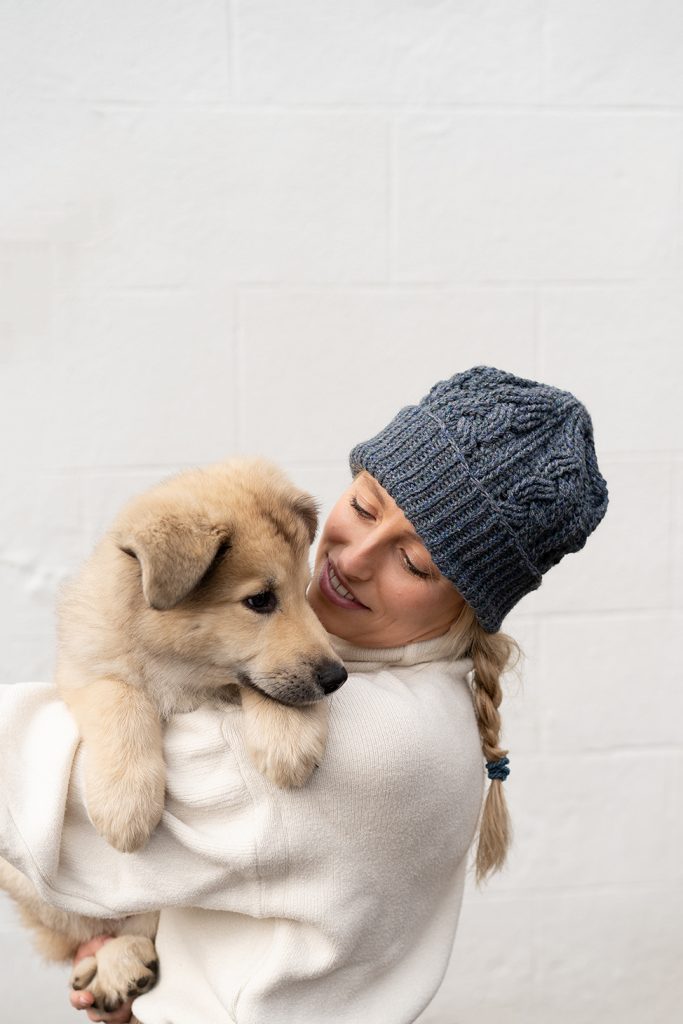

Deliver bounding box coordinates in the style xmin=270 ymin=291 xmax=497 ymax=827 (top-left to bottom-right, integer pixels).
xmin=243 ymin=697 xmax=329 ymax=788
xmin=70 ymin=955 xmax=98 ymax=992
xmin=86 ymin=756 xmax=166 ymax=853
xmin=71 ymin=936 xmax=158 ymax=1014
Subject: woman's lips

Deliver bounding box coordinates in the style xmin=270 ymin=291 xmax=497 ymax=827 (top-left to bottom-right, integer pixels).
xmin=319 ymin=558 xmax=370 ymax=610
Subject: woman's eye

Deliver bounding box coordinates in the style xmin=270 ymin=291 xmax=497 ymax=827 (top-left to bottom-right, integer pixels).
xmin=243 ymin=590 xmax=278 ymax=614
xmin=403 ymin=554 xmax=431 ymax=580
xmin=350 ymin=496 xmax=374 ymax=519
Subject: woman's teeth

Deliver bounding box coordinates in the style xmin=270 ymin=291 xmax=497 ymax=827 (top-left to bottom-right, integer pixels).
xmin=329 ymin=564 xmax=357 ymax=602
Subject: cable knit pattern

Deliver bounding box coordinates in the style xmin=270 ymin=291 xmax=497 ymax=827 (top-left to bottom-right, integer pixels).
xmin=350 ymin=365 xmax=609 ymax=632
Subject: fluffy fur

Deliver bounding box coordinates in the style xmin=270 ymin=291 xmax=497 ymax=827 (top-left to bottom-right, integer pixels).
xmin=0 ymin=457 xmax=346 ymax=1014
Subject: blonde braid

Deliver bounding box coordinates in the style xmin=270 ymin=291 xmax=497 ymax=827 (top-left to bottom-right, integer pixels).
xmin=442 ymin=604 xmax=522 ymax=886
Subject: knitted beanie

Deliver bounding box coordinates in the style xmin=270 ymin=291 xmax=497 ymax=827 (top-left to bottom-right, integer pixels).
xmin=349 ymin=366 xmax=609 ymax=633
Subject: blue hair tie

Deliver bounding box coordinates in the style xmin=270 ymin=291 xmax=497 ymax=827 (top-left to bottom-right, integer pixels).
xmin=486 ymin=756 xmax=510 ymax=781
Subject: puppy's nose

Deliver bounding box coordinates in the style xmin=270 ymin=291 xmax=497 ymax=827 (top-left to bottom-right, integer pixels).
xmin=316 ymin=661 xmax=348 ymax=695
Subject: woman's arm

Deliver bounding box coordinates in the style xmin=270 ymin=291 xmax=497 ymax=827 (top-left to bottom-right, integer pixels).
xmin=0 ymin=683 xmax=269 ymax=918
xmin=0 ymin=683 xmax=80 ymax=886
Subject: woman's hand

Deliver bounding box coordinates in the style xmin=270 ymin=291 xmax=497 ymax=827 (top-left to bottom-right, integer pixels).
xmin=69 ymin=936 xmax=135 ymax=1023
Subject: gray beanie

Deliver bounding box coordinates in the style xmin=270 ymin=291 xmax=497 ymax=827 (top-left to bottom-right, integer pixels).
xmin=349 ymin=366 xmax=609 ymax=633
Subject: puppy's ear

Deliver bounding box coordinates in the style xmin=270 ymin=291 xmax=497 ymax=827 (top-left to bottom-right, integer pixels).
xmin=118 ymin=513 xmax=230 ymax=610
xmin=291 ymin=492 xmax=319 ymax=544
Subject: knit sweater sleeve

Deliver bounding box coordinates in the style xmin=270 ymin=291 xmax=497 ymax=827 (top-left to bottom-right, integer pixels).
xmin=0 ymin=683 xmax=270 ymax=918
xmin=1 ymin=654 xmax=482 ymax=936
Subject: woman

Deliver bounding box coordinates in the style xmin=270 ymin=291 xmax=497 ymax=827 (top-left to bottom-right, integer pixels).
xmin=1 ymin=366 xmax=608 ymax=1024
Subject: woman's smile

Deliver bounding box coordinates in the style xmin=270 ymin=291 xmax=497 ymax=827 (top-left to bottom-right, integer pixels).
xmin=318 ymin=557 xmax=371 ymax=610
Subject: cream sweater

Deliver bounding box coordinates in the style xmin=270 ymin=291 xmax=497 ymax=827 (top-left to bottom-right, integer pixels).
xmin=0 ymin=634 xmax=485 ymax=1024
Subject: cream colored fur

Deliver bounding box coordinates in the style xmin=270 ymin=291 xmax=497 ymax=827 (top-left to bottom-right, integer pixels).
xmin=0 ymin=458 xmax=345 ymax=1013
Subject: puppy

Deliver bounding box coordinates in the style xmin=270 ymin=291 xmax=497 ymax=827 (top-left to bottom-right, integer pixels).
xmin=0 ymin=457 xmax=346 ymax=1013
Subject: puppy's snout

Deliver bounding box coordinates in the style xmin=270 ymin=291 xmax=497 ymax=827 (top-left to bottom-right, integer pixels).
xmin=316 ymin=660 xmax=348 ymax=695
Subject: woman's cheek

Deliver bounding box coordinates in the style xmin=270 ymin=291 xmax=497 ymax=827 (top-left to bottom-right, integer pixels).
xmin=383 ymin=580 xmax=419 ymax=620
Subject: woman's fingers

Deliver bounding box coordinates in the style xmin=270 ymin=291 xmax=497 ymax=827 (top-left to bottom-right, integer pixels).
xmin=70 ymin=988 xmax=94 ymax=1009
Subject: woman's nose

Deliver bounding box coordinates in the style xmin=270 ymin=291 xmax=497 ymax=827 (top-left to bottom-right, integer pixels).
xmin=336 ymin=536 xmax=378 ymax=581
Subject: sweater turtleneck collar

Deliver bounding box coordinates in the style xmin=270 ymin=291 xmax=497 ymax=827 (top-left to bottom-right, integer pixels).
xmin=326 ymin=630 xmax=474 ymax=676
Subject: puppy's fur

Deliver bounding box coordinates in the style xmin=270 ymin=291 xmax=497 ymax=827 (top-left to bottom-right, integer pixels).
xmin=0 ymin=458 xmax=346 ymax=1014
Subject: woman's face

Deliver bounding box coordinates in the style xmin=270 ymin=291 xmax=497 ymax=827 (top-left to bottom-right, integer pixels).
xmin=307 ymin=471 xmax=465 ymax=648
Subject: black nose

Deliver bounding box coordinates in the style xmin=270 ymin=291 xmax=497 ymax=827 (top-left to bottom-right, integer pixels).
xmin=316 ymin=660 xmax=348 ymax=695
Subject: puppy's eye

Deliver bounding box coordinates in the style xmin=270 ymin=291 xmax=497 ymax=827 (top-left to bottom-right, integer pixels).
xmin=243 ymin=590 xmax=278 ymax=615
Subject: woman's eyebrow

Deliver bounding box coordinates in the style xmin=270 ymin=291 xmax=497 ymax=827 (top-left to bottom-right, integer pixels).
xmin=362 ymin=475 xmax=386 ymax=506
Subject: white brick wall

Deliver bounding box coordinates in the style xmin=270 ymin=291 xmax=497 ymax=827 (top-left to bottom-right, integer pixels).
xmin=0 ymin=3 xmax=681 ymax=1021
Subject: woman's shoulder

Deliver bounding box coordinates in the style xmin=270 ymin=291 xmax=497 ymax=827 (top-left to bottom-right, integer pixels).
xmin=343 ymin=654 xmax=473 ymax=697
xmin=327 ymin=659 xmax=480 ymax=773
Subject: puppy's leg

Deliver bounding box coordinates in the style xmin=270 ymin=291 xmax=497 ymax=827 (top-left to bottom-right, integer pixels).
xmin=63 ymin=679 xmax=165 ymax=853
xmin=240 ymin=689 xmax=329 ymax=788
xmin=70 ymin=912 xmax=160 ymax=1015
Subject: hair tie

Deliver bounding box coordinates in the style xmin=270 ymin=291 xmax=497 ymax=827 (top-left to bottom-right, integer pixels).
xmin=486 ymin=756 xmax=510 ymax=781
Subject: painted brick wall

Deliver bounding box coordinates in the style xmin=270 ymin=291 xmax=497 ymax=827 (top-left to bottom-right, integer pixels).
xmin=1 ymin=3 xmax=681 ymax=1022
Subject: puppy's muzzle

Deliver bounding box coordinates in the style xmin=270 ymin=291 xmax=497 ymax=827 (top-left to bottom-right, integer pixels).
xmin=316 ymin=660 xmax=347 ymax=695
xmin=240 ymin=659 xmax=348 ymax=704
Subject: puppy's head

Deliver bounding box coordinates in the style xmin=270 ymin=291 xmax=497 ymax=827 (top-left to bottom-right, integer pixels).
xmin=114 ymin=459 xmax=346 ymax=705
